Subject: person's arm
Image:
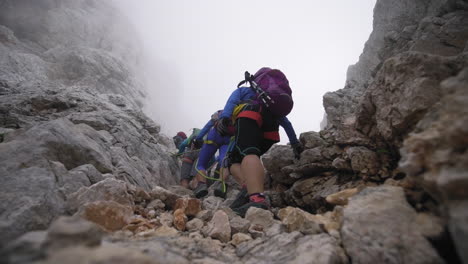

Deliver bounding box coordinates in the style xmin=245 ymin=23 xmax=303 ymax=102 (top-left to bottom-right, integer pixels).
xmin=196 ymin=119 xmax=214 ymax=141
xmin=177 ymin=138 xmax=190 ymax=154
xmin=278 ymin=117 xmax=299 ymax=144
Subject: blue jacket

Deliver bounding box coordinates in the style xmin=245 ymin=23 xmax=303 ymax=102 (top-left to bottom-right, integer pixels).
xmin=220 ymin=87 xmax=299 ymax=144
xmin=219 ymin=87 xmax=257 ymax=119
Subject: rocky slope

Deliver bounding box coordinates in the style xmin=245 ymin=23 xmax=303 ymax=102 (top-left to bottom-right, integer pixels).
xmin=0 ymin=0 xmax=179 ymax=249
xmin=1 ymin=0 xmax=467 ymax=263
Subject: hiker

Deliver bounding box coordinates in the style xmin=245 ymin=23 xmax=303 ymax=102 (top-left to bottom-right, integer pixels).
xmin=192 ymin=110 xmax=233 ymax=198
xmin=178 ymin=128 xmax=203 ymax=188
xmin=216 ymin=67 xmax=304 ymax=217
xmin=173 ymin=131 xmax=187 ymax=149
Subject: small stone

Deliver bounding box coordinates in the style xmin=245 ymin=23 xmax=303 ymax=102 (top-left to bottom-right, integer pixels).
xmin=186 ymin=218 xmax=204 ymax=232
xmin=150 ymin=186 xmax=181 ymax=209
xmin=245 ymin=207 xmax=276 ymax=229
xmin=325 ymin=188 xmax=359 ymax=206
xmin=173 ymin=208 xmax=187 ymax=231
xmin=147 ymin=210 xmax=156 ymax=219
xmin=146 ymin=199 xmax=165 ymax=210
xmin=248 ymin=224 xmax=264 ymax=239
xmin=159 ymin=212 xmax=174 ymax=227
xmin=278 ymin=207 xmax=324 ymax=234
xmin=231 ymin=233 xmax=252 ymax=246
xmin=135 ymin=229 xmax=159 ymax=238
xmin=203 ymin=196 xmax=224 ymax=211
xmin=229 ymin=216 xmax=251 ymax=234
xmin=154 ymin=225 xmax=179 ymax=237
xmin=189 ymin=231 xmax=204 ymax=240
xmin=174 ymin=198 xmax=202 ymax=217
xmin=196 ymin=210 xmax=213 ymax=222
xmin=207 ymin=210 xmax=231 ymax=243
xmin=134 ymin=187 xmax=151 ymax=202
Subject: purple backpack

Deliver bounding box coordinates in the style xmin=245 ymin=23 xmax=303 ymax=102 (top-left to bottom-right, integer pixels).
xmin=238 ymin=67 xmax=294 ymax=117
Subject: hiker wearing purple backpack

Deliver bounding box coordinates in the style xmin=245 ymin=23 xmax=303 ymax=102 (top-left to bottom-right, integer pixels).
xmin=216 ymin=67 xmax=304 ymax=217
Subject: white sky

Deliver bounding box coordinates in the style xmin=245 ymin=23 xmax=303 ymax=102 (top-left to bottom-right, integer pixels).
xmin=114 ymin=0 xmax=376 ymax=143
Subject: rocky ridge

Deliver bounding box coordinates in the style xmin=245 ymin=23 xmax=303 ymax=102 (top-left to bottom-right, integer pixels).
xmin=0 ymin=0 xmax=179 ymax=248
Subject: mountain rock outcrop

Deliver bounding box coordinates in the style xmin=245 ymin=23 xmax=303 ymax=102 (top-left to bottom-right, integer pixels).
xmin=0 ymin=0 xmax=179 ymax=247
xmin=262 ymin=0 xmax=468 ymax=262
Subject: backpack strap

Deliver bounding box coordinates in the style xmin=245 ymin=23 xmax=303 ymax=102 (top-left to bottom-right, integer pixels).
xmin=237 ymin=71 xmax=275 ymax=108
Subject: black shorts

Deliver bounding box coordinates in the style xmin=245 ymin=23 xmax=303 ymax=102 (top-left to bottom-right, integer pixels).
xmin=229 ymin=103 xmax=280 ymax=165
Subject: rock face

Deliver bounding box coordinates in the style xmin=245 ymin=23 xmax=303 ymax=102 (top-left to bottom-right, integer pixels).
xmin=260 ymin=0 xmax=467 ymax=262
xmin=0 ymin=0 xmax=179 ymax=246
xmin=341 ymin=186 xmax=444 ymax=264
xmin=400 ymin=67 xmax=468 ymax=262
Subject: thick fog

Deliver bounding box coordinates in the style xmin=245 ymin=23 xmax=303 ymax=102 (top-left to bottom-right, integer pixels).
xmin=113 ymin=0 xmax=376 ymax=142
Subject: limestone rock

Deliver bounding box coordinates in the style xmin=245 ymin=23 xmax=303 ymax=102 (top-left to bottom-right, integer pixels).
xmin=277 ymin=207 xmax=323 ymax=235
xmin=345 ymin=146 xmax=380 ymax=176
xmin=341 ymin=186 xmax=444 ymax=264
xmin=158 ymin=212 xmax=174 ymax=227
xmin=78 ymin=200 xmax=134 ymax=232
xmin=186 ymin=218 xmax=204 ymax=232
xmin=42 ymin=245 xmax=158 ymax=264
xmin=153 ymin=225 xmax=179 ymax=237
xmin=173 ymin=208 xmax=188 ymax=231
xmin=206 ymin=210 xmax=231 ymax=243
xmin=231 ymin=233 xmax=252 ymax=247
xmin=299 ymin=131 xmax=326 ymax=149
xmin=174 ymin=197 xmax=202 ymax=217
xmin=122 ymin=217 xmax=159 ymax=234
xmin=325 ymin=188 xmax=360 ymax=206
xmin=0 ymin=231 xmax=47 ymax=264
xmin=67 ymin=178 xmax=134 ymax=213
xmin=43 ymin=216 xmax=103 ymax=252
xmin=230 ymin=216 xmax=251 ymax=235
xmin=146 ymin=199 xmax=165 ymax=210
xmin=237 ymin=232 xmax=348 ymax=264
xmin=262 ymin=145 xmax=296 ymax=185
xmin=331 ymin=157 xmax=352 ymax=171
xmin=202 ymin=196 xmax=224 ymax=211
xmin=400 ymin=67 xmax=468 ymax=262
xmin=415 ymin=212 xmax=445 ymax=240
xmin=248 ymin=224 xmax=264 ymax=239
xmin=196 ymin=210 xmax=214 ymax=222
xmin=150 ymin=186 xmax=182 ymax=209
xmin=168 ymin=185 xmax=195 ymax=197
xmin=245 ymin=207 xmax=277 ymax=230
xmin=283 ymin=174 xmax=361 ymax=213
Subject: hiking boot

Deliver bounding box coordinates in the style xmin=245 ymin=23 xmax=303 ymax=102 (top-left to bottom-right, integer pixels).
xmin=214 ymin=183 xmax=227 ymax=199
xmin=194 ymin=183 xmax=208 ymax=198
xmin=232 ymin=201 xmax=269 ymax=218
xmin=229 ymin=187 xmax=249 ymax=209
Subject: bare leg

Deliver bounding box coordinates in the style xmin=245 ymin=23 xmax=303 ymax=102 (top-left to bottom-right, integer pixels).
xmin=241 ymin=154 xmax=264 ymax=194
xmin=229 ymin=163 xmax=245 ymax=186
